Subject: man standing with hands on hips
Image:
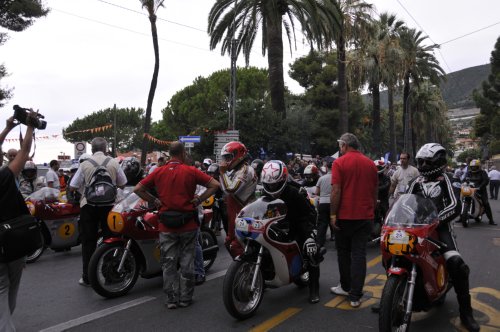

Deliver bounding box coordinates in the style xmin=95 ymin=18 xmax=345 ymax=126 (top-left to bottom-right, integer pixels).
xmin=329 ymin=133 xmax=378 ymax=308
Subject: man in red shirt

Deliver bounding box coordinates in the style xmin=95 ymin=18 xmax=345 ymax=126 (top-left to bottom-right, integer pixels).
xmin=329 ymin=133 xmax=378 ymax=308
xmin=134 ymin=142 xmax=219 ymax=309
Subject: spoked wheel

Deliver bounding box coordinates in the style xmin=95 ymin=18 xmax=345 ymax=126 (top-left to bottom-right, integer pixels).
xmin=26 ymin=234 xmax=45 ymax=264
xmin=200 ymin=228 xmax=218 ymax=271
xmin=379 ymin=275 xmax=411 ymax=332
xmin=88 ymin=242 xmax=140 ymax=298
xmin=223 ymin=260 xmax=264 ymax=320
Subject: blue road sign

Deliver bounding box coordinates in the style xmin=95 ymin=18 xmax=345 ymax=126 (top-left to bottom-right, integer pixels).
xmin=179 ymin=136 xmax=201 ymax=143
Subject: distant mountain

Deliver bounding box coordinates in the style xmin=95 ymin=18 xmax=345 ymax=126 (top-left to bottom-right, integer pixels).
xmin=364 ymin=64 xmax=491 ymax=109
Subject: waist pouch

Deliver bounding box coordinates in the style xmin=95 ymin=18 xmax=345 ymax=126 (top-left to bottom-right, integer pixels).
xmin=159 ymin=211 xmax=197 ymax=228
xmin=0 ymin=215 xmax=43 ymax=262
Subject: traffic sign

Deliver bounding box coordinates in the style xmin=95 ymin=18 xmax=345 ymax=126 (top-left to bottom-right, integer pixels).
xmin=179 ymin=136 xmax=201 ymax=143
xmin=214 ymin=136 xmax=238 ymax=144
xmin=184 ymin=142 xmax=194 ymax=148
xmin=74 ymin=142 xmax=86 ymax=158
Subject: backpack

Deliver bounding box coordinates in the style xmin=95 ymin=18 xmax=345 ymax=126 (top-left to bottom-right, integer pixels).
xmin=84 ymin=158 xmax=117 ymax=206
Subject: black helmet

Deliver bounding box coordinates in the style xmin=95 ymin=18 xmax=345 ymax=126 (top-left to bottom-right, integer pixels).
xmin=415 ymin=143 xmax=447 ymax=178
xmin=121 ymin=157 xmax=143 ymax=185
xmin=251 ymin=159 xmax=264 ymax=178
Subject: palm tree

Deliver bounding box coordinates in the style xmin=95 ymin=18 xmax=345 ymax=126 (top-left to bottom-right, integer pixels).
xmin=139 ymin=0 xmax=165 ymax=166
xmin=399 ymin=27 xmax=444 ymax=158
xmin=208 ymin=0 xmax=341 ymax=120
xmin=332 ymin=0 xmax=373 ymax=133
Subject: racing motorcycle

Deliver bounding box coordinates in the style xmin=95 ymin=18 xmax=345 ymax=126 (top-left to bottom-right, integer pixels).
xmin=88 ymin=193 xmax=218 ymax=298
xmin=222 ymin=197 xmax=311 ymax=320
xmin=25 ymin=188 xmax=81 ymax=263
xmin=202 ymin=194 xmax=227 ymax=235
xmin=459 ymin=179 xmax=484 ymax=227
xmin=379 ymin=194 xmax=451 ymax=332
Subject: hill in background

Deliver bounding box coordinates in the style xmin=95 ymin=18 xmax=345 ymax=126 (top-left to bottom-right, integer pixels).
xmin=365 ymin=63 xmax=490 ymax=109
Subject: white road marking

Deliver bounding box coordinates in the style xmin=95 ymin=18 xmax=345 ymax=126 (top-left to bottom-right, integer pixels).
xmin=39 ymin=296 xmax=156 ymax=332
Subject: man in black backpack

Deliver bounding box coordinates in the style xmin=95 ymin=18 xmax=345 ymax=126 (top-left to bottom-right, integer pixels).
xmin=69 ymin=137 xmax=127 ymax=286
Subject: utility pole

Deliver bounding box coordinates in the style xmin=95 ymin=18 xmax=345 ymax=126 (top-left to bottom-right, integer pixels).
xmin=228 ymin=0 xmax=237 ymax=130
xmin=113 ymin=103 xmax=117 ymax=157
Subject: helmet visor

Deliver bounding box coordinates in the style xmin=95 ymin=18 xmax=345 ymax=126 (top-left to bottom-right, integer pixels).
xmin=222 ymin=154 xmax=233 ymax=163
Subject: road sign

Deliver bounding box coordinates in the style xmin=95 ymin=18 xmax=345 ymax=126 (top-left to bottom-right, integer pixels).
xmin=74 ymin=142 xmax=86 ymax=158
xmin=179 ymin=136 xmax=201 ymax=143
xmin=213 ymin=142 xmax=229 ymax=149
xmin=214 ymin=136 xmax=238 ymax=144
xmin=184 ymin=142 xmax=194 ymax=148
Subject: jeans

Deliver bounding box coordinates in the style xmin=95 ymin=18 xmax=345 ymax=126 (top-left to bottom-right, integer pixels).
xmin=79 ymin=205 xmax=113 ymax=282
xmin=194 ymin=229 xmax=204 ymax=277
xmin=160 ymin=230 xmax=197 ymax=304
xmin=490 ymin=180 xmax=499 ymax=200
xmin=0 ymin=257 xmax=25 ymax=332
xmin=334 ymin=219 xmax=372 ymax=302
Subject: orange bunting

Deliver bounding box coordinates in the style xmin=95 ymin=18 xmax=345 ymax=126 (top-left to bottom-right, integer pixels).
xmin=143 ymin=133 xmax=173 ymax=146
xmin=3 ymin=134 xmax=61 ymax=142
xmin=64 ymin=124 xmax=113 ymax=136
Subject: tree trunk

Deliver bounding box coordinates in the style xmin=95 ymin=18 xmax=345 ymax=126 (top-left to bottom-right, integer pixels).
xmin=388 ymin=86 xmax=396 ymax=162
xmin=403 ymin=75 xmax=411 ymax=156
xmin=266 ymin=14 xmax=286 ymax=120
xmin=141 ymin=14 xmax=160 ymax=166
xmin=371 ymin=82 xmax=381 ymax=157
xmin=337 ymin=35 xmax=348 ymax=133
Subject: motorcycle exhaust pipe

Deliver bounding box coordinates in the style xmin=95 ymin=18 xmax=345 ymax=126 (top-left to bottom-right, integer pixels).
xmin=202 ymin=245 xmax=219 ymax=256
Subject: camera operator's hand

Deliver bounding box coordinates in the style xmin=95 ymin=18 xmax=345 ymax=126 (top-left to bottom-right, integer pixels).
xmin=6 ymin=116 xmax=18 ymax=130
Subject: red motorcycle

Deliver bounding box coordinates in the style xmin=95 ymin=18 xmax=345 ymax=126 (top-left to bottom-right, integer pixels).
xmin=25 ymin=188 xmax=81 ymax=263
xmin=88 ymin=193 xmax=218 ymax=298
xmin=379 ymin=194 xmax=451 ymax=332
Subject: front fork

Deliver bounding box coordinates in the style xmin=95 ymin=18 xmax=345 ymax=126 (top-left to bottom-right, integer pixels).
xmin=403 ymin=263 xmax=417 ymax=322
xmin=117 ymin=239 xmax=132 ymax=273
xmin=250 ymin=245 xmax=264 ymax=292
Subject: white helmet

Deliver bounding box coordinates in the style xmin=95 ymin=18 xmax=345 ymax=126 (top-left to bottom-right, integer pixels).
xmin=203 ymin=158 xmax=213 ymax=167
xmin=415 ymin=143 xmax=447 ymax=178
xmin=70 ymin=163 xmax=79 ymax=172
xmin=261 ymin=160 xmax=289 ymax=198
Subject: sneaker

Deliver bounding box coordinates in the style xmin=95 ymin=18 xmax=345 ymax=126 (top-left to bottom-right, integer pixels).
xmin=350 ymin=300 xmax=361 ymax=308
xmin=78 ymin=278 xmax=90 ymax=287
xmin=166 ymin=303 xmax=177 ymax=309
xmin=330 ymin=285 xmax=349 ymax=296
xmin=178 ymin=301 xmax=192 ymax=308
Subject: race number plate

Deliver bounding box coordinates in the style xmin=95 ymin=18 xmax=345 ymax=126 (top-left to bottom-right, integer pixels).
xmin=235 ymin=218 xmax=250 ymax=232
xmin=385 ymin=230 xmax=416 ymax=255
xmin=389 ymin=230 xmax=409 ymax=244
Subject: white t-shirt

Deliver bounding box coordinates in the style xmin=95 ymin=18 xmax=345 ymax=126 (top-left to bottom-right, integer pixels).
xmin=45 ymin=169 xmax=60 ymax=189
xmin=390 ymin=165 xmax=419 ymax=197
xmin=489 ymin=169 xmax=500 ymax=181
xmin=316 ymin=173 xmax=332 ymax=204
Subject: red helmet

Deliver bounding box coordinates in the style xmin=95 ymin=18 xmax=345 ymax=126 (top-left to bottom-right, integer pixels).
xmin=220 ymin=141 xmax=248 ymax=170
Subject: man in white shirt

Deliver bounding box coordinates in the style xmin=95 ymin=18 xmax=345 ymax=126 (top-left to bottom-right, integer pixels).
xmin=388 ymin=152 xmax=419 ymax=199
xmin=488 ymin=166 xmax=500 ymax=200
xmin=45 ymin=159 xmax=60 ymax=189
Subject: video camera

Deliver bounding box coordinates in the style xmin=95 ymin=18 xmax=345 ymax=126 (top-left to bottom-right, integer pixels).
xmin=13 ymin=105 xmax=47 ymax=130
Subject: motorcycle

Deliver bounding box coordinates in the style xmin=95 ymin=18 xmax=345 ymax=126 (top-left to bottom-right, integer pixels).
xmin=379 ymin=194 xmax=451 ymax=332
xmin=202 ymin=194 xmax=227 ymax=235
xmin=459 ymin=179 xmax=484 ymax=227
xmin=25 ymin=187 xmax=81 ymax=263
xmin=222 ymin=197 xmax=310 ymax=320
xmin=88 ymin=193 xmax=218 ymax=298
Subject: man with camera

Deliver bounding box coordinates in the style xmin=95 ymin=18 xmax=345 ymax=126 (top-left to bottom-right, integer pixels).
xmin=0 ymin=112 xmax=37 ymax=331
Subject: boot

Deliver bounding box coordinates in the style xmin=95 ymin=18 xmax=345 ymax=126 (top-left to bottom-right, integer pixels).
xmin=457 ymin=294 xmax=480 ymax=332
xmin=308 ymin=266 xmax=320 ymax=304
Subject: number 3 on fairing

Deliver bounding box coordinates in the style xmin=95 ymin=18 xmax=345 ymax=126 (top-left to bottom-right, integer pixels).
xmin=58 ymin=222 xmax=75 ymax=239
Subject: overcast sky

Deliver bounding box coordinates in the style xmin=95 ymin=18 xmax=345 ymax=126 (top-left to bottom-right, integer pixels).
xmin=1 ymin=0 xmax=499 ymax=163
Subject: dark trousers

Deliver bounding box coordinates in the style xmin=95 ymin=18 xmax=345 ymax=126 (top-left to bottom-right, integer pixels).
xmin=334 ymin=219 xmax=372 ymax=302
xmin=317 ymin=203 xmax=332 ymax=247
xmin=79 ymin=204 xmax=113 ymax=282
xmin=490 ymin=180 xmax=499 ymax=200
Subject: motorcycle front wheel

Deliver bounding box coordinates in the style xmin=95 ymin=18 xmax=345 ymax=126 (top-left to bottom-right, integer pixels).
xmin=379 ymin=275 xmax=411 ymax=332
xmin=460 ymin=202 xmax=470 ymax=228
xmin=88 ymin=242 xmax=140 ymax=298
xmin=200 ymin=227 xmax=217 ymax=271
xmin=223 ymin=260 xmax=264 ymax=320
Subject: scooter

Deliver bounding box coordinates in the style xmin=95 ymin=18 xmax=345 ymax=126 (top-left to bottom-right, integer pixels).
xmin=459 ymin=179 xmax=484 ymax=227
xmin=379 ymin=194 xmax=451 ymax=332
xmin=25 ymin=187 xmax=81 ymax=263
xmin=88 ymin=193 xmax=218 ymax=298
xmin=222 ymin=197 xmax=310 ymax=320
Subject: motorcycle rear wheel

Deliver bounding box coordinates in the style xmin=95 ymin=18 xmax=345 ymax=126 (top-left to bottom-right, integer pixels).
xmin=89 ymin=242 xmax=140 ymax=298
xmin=379 ymin=275 xmax=411 ymax=332
xmin=200 ymin=227 xmax=217 ymax=271
xmin=223 ymin=260 xmax=264 ymax=320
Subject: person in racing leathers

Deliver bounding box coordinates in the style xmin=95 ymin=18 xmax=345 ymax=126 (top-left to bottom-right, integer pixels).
xmin=407 ymin=143 xmax=479 ymax=332
xmin=19 ymin=160 xmax=46 ymax=199
xmin=261 ymin=160 xmax=322 ymax=304
xmin=464 ymin=159 xmax=496 ymax=225
xmin=219 ymin=141 xmax=257 ymax=257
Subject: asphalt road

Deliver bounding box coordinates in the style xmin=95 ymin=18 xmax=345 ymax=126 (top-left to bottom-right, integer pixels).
xmin=13 ymin=198 xmax=500 ymax=332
